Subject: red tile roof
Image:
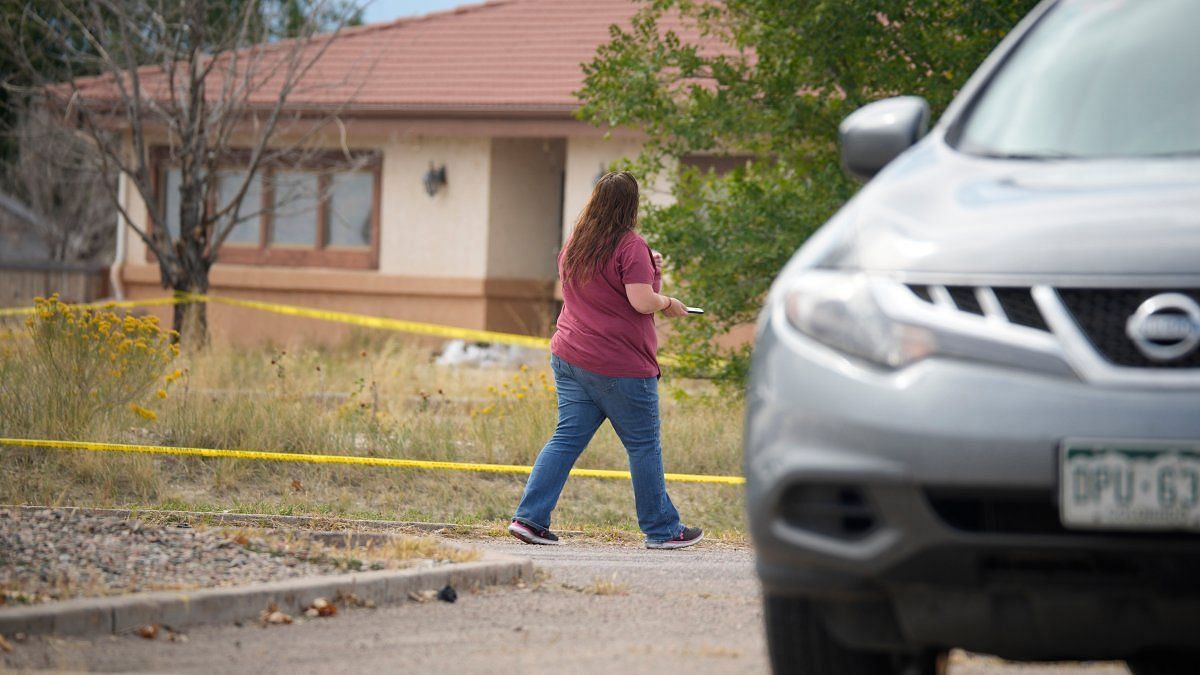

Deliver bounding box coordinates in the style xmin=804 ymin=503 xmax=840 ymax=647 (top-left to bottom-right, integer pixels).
xmin=72 ymin=0 xmax=717 ymax=115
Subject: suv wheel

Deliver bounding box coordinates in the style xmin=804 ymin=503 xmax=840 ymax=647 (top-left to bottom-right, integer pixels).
xmin=764 ymin=594 xmax=899 ymax=674
xmin=1127 ymin=652 xmax=1200 ymax=675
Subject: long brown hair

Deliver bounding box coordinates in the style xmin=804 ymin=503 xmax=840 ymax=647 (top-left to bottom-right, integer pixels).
xmin=561 ymin=171 xmax=640 ymax=285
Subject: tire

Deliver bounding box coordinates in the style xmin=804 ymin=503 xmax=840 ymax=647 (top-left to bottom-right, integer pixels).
xmin=764 ymin=594 xmax=895 ymax=675
xmin=1127 ymin=652 xmax=1200 ymax=675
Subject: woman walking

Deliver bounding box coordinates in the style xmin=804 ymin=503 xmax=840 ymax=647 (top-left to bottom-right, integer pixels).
xmin=508 ymin=171 xmax=703 ymax=550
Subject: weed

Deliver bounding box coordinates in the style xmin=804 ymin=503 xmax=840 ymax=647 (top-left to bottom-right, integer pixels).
xmin=1 ymin=295 xmax=177 ymax=439
xmin=583 ymin=573 xmax=629 ymax=596
xmin=0 ymin=317 xmax=745 ymax=538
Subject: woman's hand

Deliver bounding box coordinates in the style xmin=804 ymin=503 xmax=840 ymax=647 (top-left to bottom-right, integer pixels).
xmin=662 ymin=297 xmax=688 ymax=318
xmin=651 ymin=249 xmax=664 ymax=271
xmin=624 ymin=284 xmax=690 ymax=317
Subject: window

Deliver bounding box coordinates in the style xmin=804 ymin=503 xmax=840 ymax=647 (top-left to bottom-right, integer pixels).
xmin=216 ymin=170 xmax=262 ymax=246
xmin=270 ymin=170 xmax=321 ymax=246
xmin=953 ymin=0 xmax=1200 ymax=159
xmin=327 ymin=172 xmax=374 ymax=248
xmin=161 ymin=168 xmax=182 ymax=239
xmin=153 ymin=149 xmax=381 ymax=269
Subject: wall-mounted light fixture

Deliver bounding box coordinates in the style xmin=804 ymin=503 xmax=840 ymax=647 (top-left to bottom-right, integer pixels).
xmin=423 ymin=163 xmax=447 ymax=196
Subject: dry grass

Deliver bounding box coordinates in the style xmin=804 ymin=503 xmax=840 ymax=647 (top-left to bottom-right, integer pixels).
xmin=0 ymin=319 xmax=747 ymax=540
xmin=0 ymin=297 xmax=179 ymax=439
xmin=223 ymin=527 xmax=482 ymax=570
xmin=582 ymin=574 xmax=630 ymax=596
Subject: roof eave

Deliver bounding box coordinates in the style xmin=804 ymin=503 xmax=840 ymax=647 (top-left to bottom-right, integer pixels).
xmin=303 ymin=102 xmax=582 ymax=117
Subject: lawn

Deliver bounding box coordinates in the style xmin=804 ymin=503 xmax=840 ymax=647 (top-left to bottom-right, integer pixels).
xmin=0 ymin=297 xmax=746 ymax=541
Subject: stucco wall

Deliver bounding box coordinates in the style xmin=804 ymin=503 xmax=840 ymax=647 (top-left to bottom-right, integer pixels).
xmin=121 ymin=165 xmax=152 ymax=266
xmin=121 ymin=134 xmax=493 ymax=277
xmin=486 ymin=138 xmax=565 ymax=281
xmin=561 ymin=136 xmax=673 ymax=243
xmin=113 ymin=127 xmax=692 ymax=343
xmin=561 ymin=136 xmax=645 ymax=240
xmin=123 ymin=133 xmax=661 ymax=281
xmin=379 ymin=136 xmax=491 ymax=278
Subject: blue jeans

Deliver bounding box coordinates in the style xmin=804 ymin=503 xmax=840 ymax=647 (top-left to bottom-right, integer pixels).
xmin=514 ymin=354 xmax=683 ymax=542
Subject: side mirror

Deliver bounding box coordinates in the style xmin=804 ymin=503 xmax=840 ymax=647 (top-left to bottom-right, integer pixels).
xmin=839 ymin=96 xmax=930 ymax=181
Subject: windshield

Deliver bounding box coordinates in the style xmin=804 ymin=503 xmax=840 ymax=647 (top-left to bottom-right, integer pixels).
xmin=954 ymin=0 xmax=1200 ymax=159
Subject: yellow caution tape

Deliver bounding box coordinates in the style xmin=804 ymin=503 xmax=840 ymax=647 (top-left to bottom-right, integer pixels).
xmin=0 ymin=292 xmax=692 ymax=366
xmin=0 ymin=296 xmax=184 ymax=318
xmin=0 ymin=437 xmax=745 ymax=485
xmin=177 ymin=292 xmax=552 ymax=350
xmin=182 ymin=293 xmax=684 ymax=367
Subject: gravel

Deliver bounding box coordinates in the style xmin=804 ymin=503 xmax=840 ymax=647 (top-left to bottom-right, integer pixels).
xmin=0 ymin=509 xmax=370 ymax=605
xmin=0 ymin=537 xmax=1130 ymax=674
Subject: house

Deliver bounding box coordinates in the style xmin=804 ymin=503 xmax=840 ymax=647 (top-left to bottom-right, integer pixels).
xmin=0 ymin=192 xmax=111 ymax=306
xmin=110 ymin=0 xmax=702 ymax=343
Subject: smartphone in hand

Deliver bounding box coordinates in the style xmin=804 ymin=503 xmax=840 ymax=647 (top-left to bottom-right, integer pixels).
xmin=686 ymin=307 xmax=705 ymax=315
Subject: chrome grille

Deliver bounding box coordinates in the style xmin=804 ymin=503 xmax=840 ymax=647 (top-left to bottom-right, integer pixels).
xmin=946 ymin=286 xmax=984 ymax=316
xmin=1057 ymin=288 xmax=1200 ymax=369
xmin=994 ymin=287 xmax=1050 ymax=332
xmin=906 ymin=284 xmax=1049 ymax=332
xmin=907 ymin=283 xmax=1200 ymax=371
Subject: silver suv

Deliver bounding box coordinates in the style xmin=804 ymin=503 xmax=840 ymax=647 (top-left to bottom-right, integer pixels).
xmin=745 ymin=1 xmax=1200 ymax=673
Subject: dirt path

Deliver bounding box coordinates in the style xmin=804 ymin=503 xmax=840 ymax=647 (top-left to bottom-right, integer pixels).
xmin=1 ymin=538 xmax=1128 ymax=674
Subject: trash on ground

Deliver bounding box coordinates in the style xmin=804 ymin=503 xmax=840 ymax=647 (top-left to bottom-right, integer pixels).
xmin=435 ymin=340 xmax=542 ymax=368
xmin=304 ymin=597 xmax=337 ymax=618
xmin=407 ymin=589 xmax=438 ymax=603
xmin=260 ymin=604 xmax=293 ymax=626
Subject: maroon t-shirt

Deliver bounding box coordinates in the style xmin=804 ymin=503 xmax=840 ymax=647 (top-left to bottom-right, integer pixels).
xmin=551 ymin=231 xmax=661 ymax=378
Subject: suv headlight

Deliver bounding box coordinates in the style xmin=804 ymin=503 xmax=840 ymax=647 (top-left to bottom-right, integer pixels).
xmin=784 ymin=271 xmax=935 ymax=368
xmin=779 ymin=270 xmax=1071 ymax=375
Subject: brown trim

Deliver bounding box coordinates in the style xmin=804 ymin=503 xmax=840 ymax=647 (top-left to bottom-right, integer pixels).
xmin=259 ymin=163 xmax=270 ymax=250
xmin=483 ymin=278 xmax=557 ymax=300
xmin=315 ymin=173 xmax=330 ymax=251
xmin=218 ymin=246 xmax=375 ymax=269
xmin=122 ymin=263 xmax=556 ymax=300
xmin=369 ymin=161 xmax=381 ymax=269
xmin=298 ymin=116 xmax=645 ymax=140
xmin=100 ymin=112 xmax=646 ymax=140
xmin=147 ymin=147 xmax=382 ymax=270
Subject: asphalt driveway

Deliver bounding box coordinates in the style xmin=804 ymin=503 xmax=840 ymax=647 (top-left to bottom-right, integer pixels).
xmin=1 ymin=538 xmax=1129 ymax=674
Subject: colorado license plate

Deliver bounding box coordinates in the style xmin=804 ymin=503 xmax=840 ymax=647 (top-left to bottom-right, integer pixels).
xmin=1060 ymin=441 xmax=1200 ymax=532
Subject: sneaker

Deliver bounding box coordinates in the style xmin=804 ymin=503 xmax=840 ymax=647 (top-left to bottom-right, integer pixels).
xmin=645 ymin=526 xmax=703 ymax=550
xmin=508 ymin=519 xmax=562 ymax=545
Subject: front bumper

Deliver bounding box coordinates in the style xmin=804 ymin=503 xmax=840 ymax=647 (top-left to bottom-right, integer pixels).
xmin=746 ymin=311 xmax=1200 ymax=658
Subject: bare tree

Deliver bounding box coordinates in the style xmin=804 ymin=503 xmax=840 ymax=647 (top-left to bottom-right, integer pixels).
xmin=1 ymin=0 xmax=366 ymax=342
xmin=2 ymin=105 xmax=116 ymax=263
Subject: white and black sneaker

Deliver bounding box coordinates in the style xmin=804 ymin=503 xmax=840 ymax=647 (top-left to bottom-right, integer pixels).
xmin=508 ymin=519 xmax=562 ymax=545
xmin=646 ymin=526 xmax=703 ymax=550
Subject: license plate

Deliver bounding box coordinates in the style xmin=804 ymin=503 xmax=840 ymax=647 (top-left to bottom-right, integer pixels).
xmin=1060 ymin=440 xmax=1200 ymax=532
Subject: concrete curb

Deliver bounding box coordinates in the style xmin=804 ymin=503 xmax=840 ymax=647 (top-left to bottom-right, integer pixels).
xmin=0 ymin=532 xmax=532 ymax=639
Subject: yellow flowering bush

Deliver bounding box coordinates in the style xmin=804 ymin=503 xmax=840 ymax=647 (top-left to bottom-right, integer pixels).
xmin=471 ymin=364 xmax=556 ymax=419
xmin=466 ymin=364 xmax=557 ymax=465
xmin=0 ymin=295 xmax=179 ymax=437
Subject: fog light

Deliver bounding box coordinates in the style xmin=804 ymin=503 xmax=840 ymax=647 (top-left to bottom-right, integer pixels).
xmin=779 ymin=484 xmax=877 ymax=539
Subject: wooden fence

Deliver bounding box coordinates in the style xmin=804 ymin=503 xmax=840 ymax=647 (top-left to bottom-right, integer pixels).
xmin=0 ymin=262 xmax=110 ymax=307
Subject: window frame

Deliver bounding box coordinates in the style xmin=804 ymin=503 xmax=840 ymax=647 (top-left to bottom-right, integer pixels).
xmin=149 ymin=147 xmax=382 ymax=270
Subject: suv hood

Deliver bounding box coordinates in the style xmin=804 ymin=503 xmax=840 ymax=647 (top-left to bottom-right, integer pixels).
xmin=824 ymin=140 xmax=1200 ymax=279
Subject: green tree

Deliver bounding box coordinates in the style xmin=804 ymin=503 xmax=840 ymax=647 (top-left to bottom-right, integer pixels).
xmin=578 ymin=0 xmax=1039 ymax=382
